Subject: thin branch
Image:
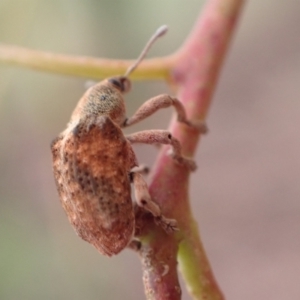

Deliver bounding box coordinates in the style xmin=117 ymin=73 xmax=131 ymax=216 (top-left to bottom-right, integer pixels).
xmin=0 ymin=44 xmax=174 ymax=80
xmin=138 ymin=0 xmax=245 ymax=299
xmin=173 ymin=1 xmax=245 ymax=297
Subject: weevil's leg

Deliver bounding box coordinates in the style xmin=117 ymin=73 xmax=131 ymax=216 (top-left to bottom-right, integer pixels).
xmin=127 ymin=145 xmax=149 ymax=182
xmin=129 ymin=165 xmax=149 ymax=183
xmin=126 ymin=130 xmax=197 ymax=171
xmin=127 ymin=143 xmax=178 ymax=233
xmin=131 ymin=172 xmax=178 ymax=233
xmin=122 ymin=94 xmax=207 ymax=133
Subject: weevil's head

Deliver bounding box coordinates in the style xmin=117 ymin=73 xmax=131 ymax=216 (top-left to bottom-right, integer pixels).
xmin=70 ymin=76 xmax=131 ymax=126
xmin=70 ymin=25 xmax=168 ymax=126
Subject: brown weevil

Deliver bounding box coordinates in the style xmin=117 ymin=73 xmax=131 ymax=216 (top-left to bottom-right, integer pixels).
xmin=51 ymin=26 xmax=206 ymax=256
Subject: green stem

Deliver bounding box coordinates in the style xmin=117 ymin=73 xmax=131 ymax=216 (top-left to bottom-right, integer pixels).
xmin=0 ymin=44 xmax=173 ymax=80
xmin=178 ymin=217 xmax=223 ymax=300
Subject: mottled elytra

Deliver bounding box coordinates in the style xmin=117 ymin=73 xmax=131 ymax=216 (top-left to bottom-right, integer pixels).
xmin=51 ymin=25 xmax=206 ymax=256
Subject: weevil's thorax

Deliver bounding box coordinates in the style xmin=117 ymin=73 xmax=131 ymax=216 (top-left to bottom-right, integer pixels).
xmin=70 ymin=77 xmax=131 ymax=126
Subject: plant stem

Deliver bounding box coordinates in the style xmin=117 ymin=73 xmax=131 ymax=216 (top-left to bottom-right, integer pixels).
xmin=0 ymin=44 xmax=174 ymax=80
xmin=140 ymin=0 xmax=245 ymax=299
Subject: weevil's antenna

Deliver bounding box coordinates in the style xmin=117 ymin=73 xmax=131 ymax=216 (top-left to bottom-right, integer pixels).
xmin=124 ymin=25 xmax=168 ymax=77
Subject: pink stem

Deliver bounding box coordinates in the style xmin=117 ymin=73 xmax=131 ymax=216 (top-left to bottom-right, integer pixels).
xmin=138 ymin=1 xmax=245 ymax=299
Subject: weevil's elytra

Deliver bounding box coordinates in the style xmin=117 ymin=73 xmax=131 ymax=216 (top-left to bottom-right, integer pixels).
xmin=51 ymin=25 xmax=206 ymax=256
xmin=52 ymin=116 xmax=135 ymax=255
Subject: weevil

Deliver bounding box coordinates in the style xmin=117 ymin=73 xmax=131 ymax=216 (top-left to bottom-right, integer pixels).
xmin=51 ymin=26 xmax=206 ymax=256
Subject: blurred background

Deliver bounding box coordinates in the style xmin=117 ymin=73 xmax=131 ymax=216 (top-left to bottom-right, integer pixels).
xmin=0 ymin=1 xmax=299 ymax=299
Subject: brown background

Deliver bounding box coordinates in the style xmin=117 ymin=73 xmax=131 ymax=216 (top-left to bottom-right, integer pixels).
xmin=0 ymin=1 xmax=299 ymax=299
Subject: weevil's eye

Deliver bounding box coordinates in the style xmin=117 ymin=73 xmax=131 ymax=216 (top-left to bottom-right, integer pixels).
xmin=108 ymin=76 xmax=131 ymax=93
xmin=109 ymin=78 xmax=123 ymax=90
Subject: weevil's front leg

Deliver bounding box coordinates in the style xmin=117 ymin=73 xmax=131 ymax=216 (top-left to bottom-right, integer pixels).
xmin=131 ymin=171 xmax=178 ymax=233
xmin=122 ymin=94 xmax=207 ymax=133
xmin=126 ymin=130 xmax=197 ymax=171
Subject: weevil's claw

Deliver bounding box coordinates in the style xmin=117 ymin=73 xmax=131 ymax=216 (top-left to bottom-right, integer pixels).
xmin=155 ymin=216 xmax=179 ymax=233
xmin=167 ymin=149 xmax=197 ymax=172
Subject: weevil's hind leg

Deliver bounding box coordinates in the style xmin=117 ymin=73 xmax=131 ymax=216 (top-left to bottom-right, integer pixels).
xmin=126 ymin=130 xmax=197 ymax=171
xmin=122 ymin=94 xmax=208 ymax=133
xmin=131 ymin=172 xmax=178 ymax=233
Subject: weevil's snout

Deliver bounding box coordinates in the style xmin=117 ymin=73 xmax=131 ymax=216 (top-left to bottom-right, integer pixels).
xmin=108 ymin=76 xmax=131 ymax=94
